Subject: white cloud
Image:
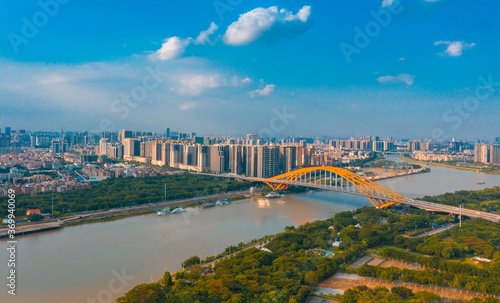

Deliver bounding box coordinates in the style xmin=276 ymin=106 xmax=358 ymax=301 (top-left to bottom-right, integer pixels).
xmin=195 ymin=22 xmax=218 ymax=45
xmin=179 ymin=101 xmax=196 ymax=110
xmin=377 ymin=74 xmax=415 ymax=85
xmin=249 ymin=84 xmax=276 ymax=97
xmin=381 ymin=0 xmax=394 ymax=7
xmin=223 ymin=5 xmax=312 ymax=46
xmin=398 ymin=57 xmax=405 ymax=61
xmin=434 ymin=40 xmax=475 ymax=57
xmin=175 ymin=73 xmax=225 ymax=96
xmin=149 ymin=37 xmax=190 ymax=61
xmin=150 ymin=22 xmax=220 ymax=61
xmin=231 ymin=76 xmax=253 ymax=86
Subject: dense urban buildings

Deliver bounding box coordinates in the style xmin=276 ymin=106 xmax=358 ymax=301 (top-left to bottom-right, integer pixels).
xmin=474 ymin=143 xmax=500 ymax=165
xmin=1 ymin=126 xmax=499 ymax=198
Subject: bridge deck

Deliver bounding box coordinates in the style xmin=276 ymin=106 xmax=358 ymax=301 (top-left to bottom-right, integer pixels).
xmin=193 ymin=172 xmax=500 ymax=223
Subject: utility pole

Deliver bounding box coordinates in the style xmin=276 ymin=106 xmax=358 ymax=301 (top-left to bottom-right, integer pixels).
xmin=51 ymin=187 xmax=54 ymax=214
xmin=164 ymin=183 xmax=167 ymax=202
xmin=459 ymin=205 xmax=462 ymax=227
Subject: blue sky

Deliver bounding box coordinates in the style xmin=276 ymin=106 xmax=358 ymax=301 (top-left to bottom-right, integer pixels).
xmin=0 ymin=0 xmax=499 ymax=140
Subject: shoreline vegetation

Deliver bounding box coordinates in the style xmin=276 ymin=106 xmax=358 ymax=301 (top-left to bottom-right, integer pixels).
xmin=116 ymin=187 xmax=500 ymax=303
xmin=0 ymin=189 xmax=260 ymax=233
xmin=63 ymin=210 xmax=155 ymax=226
xmin=0 ymin=173 xmax=253 ymax=218
xmin=399 ymin=154 xmax=500 ymax=175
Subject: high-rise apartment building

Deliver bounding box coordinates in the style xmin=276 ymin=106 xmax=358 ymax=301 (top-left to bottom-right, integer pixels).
xmin=123 ymin=138 xmax=139 ymax=158
xmin=99 ymin=138 xmax=109 ymax=155
xmin=170 ymin=143 xmax=183 ymax=164
xmin=256 ymin=145 xmax=279 ymax=178
xmin=246 ymin=146 xmax=258 ymax=177
xmin=490 ymin=145 xmax=500 ymax=165
xmin=474 ymin=144 xmax=490 ymax=163
xmin=281 ymin=146 xmax=296 ymax=173
xmin=151 ymin=141 xmax=163 ymax=164
xmin=229 ymin=145 xmax=246 ymax=175
xmin=197 ymin=145 xmax=210 ymax=171
xmin=183 ymin=145 xmax=198 ymax=166
xmin=160 ymin=142 xmax=171 ymax=166
xmin=210 ymin=145 xmax=229 ymax=173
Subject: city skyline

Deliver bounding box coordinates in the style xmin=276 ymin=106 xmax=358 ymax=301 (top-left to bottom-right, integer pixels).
xmin=1 ymin=1 xmax=499 ymax=140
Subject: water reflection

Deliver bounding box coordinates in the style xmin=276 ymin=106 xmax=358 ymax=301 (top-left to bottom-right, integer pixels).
xmin=257 ymin=198 xmax=271 ymax=208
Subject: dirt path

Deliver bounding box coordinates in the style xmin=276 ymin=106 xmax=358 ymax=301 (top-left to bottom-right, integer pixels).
xmin=319 ymin=273 xmax=500 ymax=301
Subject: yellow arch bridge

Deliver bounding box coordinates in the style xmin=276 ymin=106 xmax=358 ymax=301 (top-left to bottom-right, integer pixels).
xmin=224 ymin=166 xmax=499 ymax=223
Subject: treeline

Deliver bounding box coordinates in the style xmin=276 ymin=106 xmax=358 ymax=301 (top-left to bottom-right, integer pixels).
xmin=393 ymin=217 xmax=500 ymax=260
xmin=380 ymin=248 xmax=500 ymax=279
xmin=0 ymin=174 xmax=252 ymax=217
xmin=421 ymin=186 xmax=500 ymax=210
xmin=356 ymin=263 xmax=500 ymax=295
xmin=368 ymin=160 xmax=422 ymax=169
xmin=335 ymin=285 xmax=446 ymax=303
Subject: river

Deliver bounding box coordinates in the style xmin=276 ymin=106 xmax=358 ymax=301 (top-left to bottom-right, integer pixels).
xmin=1 ymin=154 xmax=499 ymax=303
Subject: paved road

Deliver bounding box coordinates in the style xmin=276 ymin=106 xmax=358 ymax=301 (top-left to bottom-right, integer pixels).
xmin=184 ymin=238 xmax=274 ymax=272
xmin=415 ymin=223 xmax=457 ymax=238
xmin=402 ymin=199 xmax=500 ymax=223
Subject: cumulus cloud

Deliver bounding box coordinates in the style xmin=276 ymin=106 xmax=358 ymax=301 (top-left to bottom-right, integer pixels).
xmin=196 ymin=22 xmax=219 ymax=45
xmin=377 ymin=74 xmax=415 ymax=85
xmin=149 ymin=22 xmax=220 ymax=61
xmin=175 ymin=73 xmax=225 ymax=96
xmin=249 ymin=84 xmax=276 ymax=97
xmin=149 ymin=37 xmax=190 ymax=61
xmin=434 ymin=40 xmax=476 ymax=57
xmin=223 ymin=6 xmax=312 ymax=46
xmin=149 ymin=6 xmax=312 ymax=59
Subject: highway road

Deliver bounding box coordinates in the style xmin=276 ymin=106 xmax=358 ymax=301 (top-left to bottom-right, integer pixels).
xmin=400 ymin=199 xmax=500 ymax=223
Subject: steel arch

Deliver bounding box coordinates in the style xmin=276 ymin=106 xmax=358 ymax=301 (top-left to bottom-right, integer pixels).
xmin=263 ymin=166 xmax=408 ymax=208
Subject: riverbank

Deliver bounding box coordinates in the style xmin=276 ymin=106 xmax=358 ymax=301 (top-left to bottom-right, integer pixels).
xmin=399 ymin=154 xmax=500 ymax=175
xmin=0 ymin=188 xmax=261 ymax=237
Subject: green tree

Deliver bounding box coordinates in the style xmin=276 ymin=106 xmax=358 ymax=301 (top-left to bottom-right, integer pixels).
xmin=391 ymin=286 xmax=414 ymax=298
xmin=161 ymin=271 xmax=172 ymax=287
xmin=27 ymin=213 xmax=44 ymax=222
xmin=52 ymin=211 xmax=62 ymax=218
xmin=415 ymin=291 xmax=440 ymax=302
xmin=116 ymin=283 xmax=165 ymax=303
xmin=182 ymin=255 xmax=200 ymax=269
